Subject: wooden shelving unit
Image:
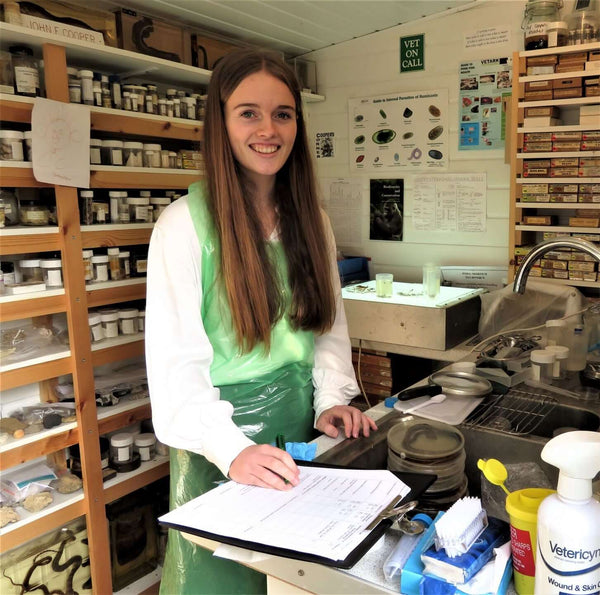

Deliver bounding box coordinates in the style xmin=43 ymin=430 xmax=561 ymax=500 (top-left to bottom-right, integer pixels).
xmin=509 ymin=42 xmax=600 ymax=293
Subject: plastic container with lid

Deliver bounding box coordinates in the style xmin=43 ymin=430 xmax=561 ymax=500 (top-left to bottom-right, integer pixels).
xmin=10 ymin=45 xmax=40 ymax=97
xmin=168 ymin=151 xmax=178 ymax=169
xmin=522 ymin=0 xmax=562 ymax=50
xmin=530 ymin=349 xmax=556 ymax=383
xmin=150 ymin=196 xmax=171 ymax=221
xmin=19 ymin=258 xmax=42 ymax=283
xmin=127 ymin=196 xmax=151 ymax=222
xmin=88 ymin=311 xmax=104 ymax=343
xmin=82 ymin=249 xmax=94 ymax=282
xmin=19 ymin=199 xmax=49 ymax=226
xmin=546 ymin=345 xmax=570 ymax=379
xmin=89 ymin=138 xmax=102 ymax=165
xmin=130 ymin=247 xmax=148 ymax=277
xmin=91 ymin=254 xmax=109 ymax=283
xmin=546 ymin=319 xmax=567 ymax=346
xmin=119 ymin=308 xmax=139 ymax=335
xmin=110 ymin=432 xmax=133 ymax=464
xmin=0 ymin=188 xmax=19 ymax=226
xmin=99 ymin=308 xmax=119 ymax=338
xmin=107 ymin=247 xmax=121 ymax=281
xmin=119 ymin=251 xmax=131 ymax=278
xmin=101 ymin=140 xmax=124 ymax=166
xmin=109 ymin=74 xmax=121 ymax=109
xmin=122 ymin=142 xmax=143 ymax=167
xmin=142 ymin=143 xmax=162 ymax=168
xmin=0 ymin=130 xmax=24 ymax=161
xmin=160 ymin=149 xmax=170 ymax=168
xmin=40 ymin=258 xmax=63 ymax=288
xmin=68 ymin=78 xmax=81 ymax=103
xmin=134 ymin=433 xmax=156 ymax=461
xmin=546 ymin=20 xmax=569 ymax=46
xmin=79 ymin=190 xmax=95 ymax=225
xmin=137 ymin=309 xmax=145 ymax=332
xmin=22 ymin=130 xmax=32 ymax=162
xmin=78 ymin=69 xmax=94 ymax=105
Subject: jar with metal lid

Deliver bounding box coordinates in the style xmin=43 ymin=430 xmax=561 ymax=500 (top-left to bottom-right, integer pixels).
xmin=92 ymin=198 xmax=109 ymax=224
xmin=19 ymin=199 xmax=50 ymax=226
xmin=82 ymin=249 xmax=94 ymax=282
xmin=566 ymin=8 xmax=600 ymax=44
xmin=88 ymin=312 xmax=104 ymax=343
xmin=158 ymin=98 xmax=167 ymax=116
xmin=134 ymin=433 xmax=156 ymax=461
xmin=110 ymin=432 xmax=133 ymax=464
xmin=1 ymin=261 xmax=16 ymax=286
xmin=0 ymin=188 xmax=19 ymax=226
xmin=101 ymin=140 xmax=124 ymax=166
xmin=127 ymin=196 xmax=151 ymax=222
xmin=119 ymin=308 xmax=139 ymax=335
xmin=173 ymin=97 xmax=181 ymax=118
xmin=522 ymin=0 xmax=562 ymax=50
xmin=137 ymin=309 xmax=145 ymax=332
xmin=89 ymin=138 xmax=102 ymax=165
xmin=107 ymin=247 xmax=121 ymax=281
xmin=91 ymin=254 xmax=109 ymax=283
xmin=19 ymin=259 xmax=42 ymax=283
xmin=142 ymin=143 xmax=162 ymax=168
xmin=547 ymin=21 xmax=569 ymax=46
xmin=182 ymin=96 xmax=197 ymax=120
xmin=99 ymin=308 xmax=119 ymax=338
xmin=0 ymin=130 xmax=24 ymax=161
xmin=145 ymin=84 xmax=158 ymax=113
xmin=68 ymin=78 xmax=81 ymax=103
xmin=10 ymin=45 xmax=40 ymax=97
xmin=39 ymin=258 xmax=63 ymax=288
xmin=119 ymin=251 xmax=131 ymax=278
xmin=122 ymin=142 xmax=143 ymax=167
xmin=150 ymin=196 xmax=171 ymax=221
xmin=160 ymin=149 xmax=170 ymax=168
xmin=23 ymin=131 xmax=32 ymax=161
xmin=100 ymin=74 xmax=111 ymax=109
xmin=78 ymin=69 xmax=94 ymax=105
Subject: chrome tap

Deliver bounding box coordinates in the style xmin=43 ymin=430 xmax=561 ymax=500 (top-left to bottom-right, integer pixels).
xmin=513 ymin=237 xmax=600 ymax=294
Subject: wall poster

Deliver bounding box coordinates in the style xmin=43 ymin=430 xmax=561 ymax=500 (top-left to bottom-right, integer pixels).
xmin=348 ymin=89 xmax=448 ymax=172
xmin=369 ymin=179 xmax=404 ymax=241
xmin=458 ymin=56 xmax=512 ymax=151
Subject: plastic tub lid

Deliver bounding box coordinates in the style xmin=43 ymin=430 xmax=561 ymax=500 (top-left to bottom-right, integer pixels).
xmin=387 ymin=418 xmax=465 ymax=461
xmin=119 ymin=251 xmax=130 ymax=257
xmin=23 ymin=131 xmax=32 ymax=139
xmin=100 ymin=310 xmax=119 ymax=322
xmin=19 ymin=259 xmax=41 ymax=267
xmin=119 ymin=308 xmax=139 ymax=319
xmin=39 ymin=259 xmax=62 ymax=268
xmin=101 ymin=139 xmax=124 ymax=147
xmin=123 ymin=141 xmax=144 ymax=149
xmin=82 ymin=249 xmax=94 ymax=258
xmin=78 ymin=69 xmax=93 ymax=78
xmin=110 ymin=432 xmax=133 ymax=447
xmin=127 ymin=197 xmax=150 ymax=205
xmin=134 ymin=433 xmax=156 ymax=447
xmin=80 ymin=190 xmax=94 ymax=197
xmin=546 ymin=345 xmax=569 ymax=359
xmin=150 ymin=197 xmax=171 ymax=205
xmin=0 ymin=130 xmax=24 ymax=139
xmin=107 ymin=247 xmax=120 ymax=255
xmin=91 ymin=255 xmax=109 ymax=263
xmin=90 ymin=138 xmax=102 ymax=146
xmin=143 ymin=143 xmax=162 ymax=151
xmin=88 ymin=312 xmax=102 ymax=325
xmin=530 ymin=349 xmax=555 ymax=364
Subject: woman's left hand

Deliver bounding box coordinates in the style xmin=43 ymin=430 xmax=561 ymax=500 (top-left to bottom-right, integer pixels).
xmin=316 ymin=405 xmax=378 ymax=439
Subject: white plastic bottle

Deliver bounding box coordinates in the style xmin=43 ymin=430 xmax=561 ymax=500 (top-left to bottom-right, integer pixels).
xmin=534 ymin=431 xmax=600 ymax=595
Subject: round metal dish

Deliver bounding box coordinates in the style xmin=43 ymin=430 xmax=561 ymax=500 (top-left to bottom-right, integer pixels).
xmin=428 ymin=370 xmax=493 ymax=398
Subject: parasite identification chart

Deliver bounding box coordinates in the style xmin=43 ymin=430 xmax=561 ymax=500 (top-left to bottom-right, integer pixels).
xmin=349 ymin=89 xmax=448 ymax=172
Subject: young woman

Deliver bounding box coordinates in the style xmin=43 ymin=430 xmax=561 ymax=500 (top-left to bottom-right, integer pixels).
xmin=146 ymin=48 xmax=377 ymax=594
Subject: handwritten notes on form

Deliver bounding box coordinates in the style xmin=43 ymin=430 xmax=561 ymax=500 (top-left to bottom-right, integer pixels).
xmin=160 ymin=465 xmax=410 ymax=562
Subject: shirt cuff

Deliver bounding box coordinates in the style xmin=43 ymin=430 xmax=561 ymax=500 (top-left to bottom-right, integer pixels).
xmin=200 ymin=424 xmax=256 ymax=478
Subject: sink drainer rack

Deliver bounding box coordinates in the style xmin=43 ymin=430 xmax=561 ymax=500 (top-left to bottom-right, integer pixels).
xmin=463 ymin=387 xmax=558 ymax=435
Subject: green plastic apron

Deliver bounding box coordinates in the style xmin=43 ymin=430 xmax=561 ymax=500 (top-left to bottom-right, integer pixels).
xmin=159 ymin=182 xmax=315 ymax=595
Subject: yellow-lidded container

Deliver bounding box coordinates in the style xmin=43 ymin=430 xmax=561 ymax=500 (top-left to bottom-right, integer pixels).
xmin=505 ymin=488 xmax=554 ymax=595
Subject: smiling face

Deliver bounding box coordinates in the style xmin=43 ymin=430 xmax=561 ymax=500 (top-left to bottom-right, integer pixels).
xmin=224 ymin=70 xmax=297 ymax=184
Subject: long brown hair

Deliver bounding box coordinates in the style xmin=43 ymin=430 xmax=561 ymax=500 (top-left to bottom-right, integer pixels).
xmin=204 ymin=48 xmax=336 ymax=352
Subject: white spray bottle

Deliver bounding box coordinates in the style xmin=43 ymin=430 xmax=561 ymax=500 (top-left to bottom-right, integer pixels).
xmin=534 ymin=431 xmax=600 ymax=595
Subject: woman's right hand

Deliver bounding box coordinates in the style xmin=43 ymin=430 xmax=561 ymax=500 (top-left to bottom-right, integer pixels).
xmin=228 ymin=444 xmax=300 ymax=490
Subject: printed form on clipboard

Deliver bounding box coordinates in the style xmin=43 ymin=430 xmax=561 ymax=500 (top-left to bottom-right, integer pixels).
xmin=159 ymin=465 xmax=412 ymax=566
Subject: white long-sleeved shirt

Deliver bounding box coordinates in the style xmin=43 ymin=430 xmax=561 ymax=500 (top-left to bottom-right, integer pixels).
xmin=145 ymin=196 xmax=360 ymax=477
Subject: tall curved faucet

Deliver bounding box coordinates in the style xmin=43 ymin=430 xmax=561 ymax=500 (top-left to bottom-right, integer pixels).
xmin=513 ymin=237 xmax=600 ymax=294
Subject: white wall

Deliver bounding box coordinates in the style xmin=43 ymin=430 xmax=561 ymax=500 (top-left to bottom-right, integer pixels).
xmin=305 ymin=0 xmax=575 ymax=283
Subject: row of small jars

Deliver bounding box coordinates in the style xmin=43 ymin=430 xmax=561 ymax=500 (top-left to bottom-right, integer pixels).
xmin=67 ymin=67 xmax=206 ymax=121
xmin=88 ymin=306 xmax=145 ymax=343
xmin=0 ymin=189 xmax=56 ymax=227
xmin=79 ymin=190 xmax=176 ymax=225
xmin=83 ymin=246 xmax=148 ymax=283
xmin=91 ymin=139 xmax=183 ymax=169
xmin=109 ymin=432 xmax=157 ymax=469
xmin=0 ymin=256 xmax=63 ymax=294
xmin=0 ymin=129 xmax=32 ymax=162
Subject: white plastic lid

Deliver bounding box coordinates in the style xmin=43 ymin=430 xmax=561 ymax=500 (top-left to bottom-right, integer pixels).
xmin=101 ymin=74 xmax=109 ymax=83
xmin=67 ymin=67 xmax=78 ymax=76
xmin=78 ymin=69 xmax=93 ymax=78
xmin=101 ymin=140 xmax=124 ymax=148
xmin=119 ymin=308 xmax=139 ymax=319
xmin=169 ymin=151 xmax=177 ymax=156
xmin=530 ymin=349 xmax=556 ymax=364
xmin=91 ymin=255 xmax=109 ymax=263
xmin=123 ymin=141 xmax=144 ymax=149
xmin=158 ymin=98 xmax=167 ymax=104
xmin=90 ymin=138 xmax=102 ymax=146
xmin=88 ymin=312 xmax=102 ymax=325
xmin=19 ymin=259 xmax=41 ymax=267
xmin=0 ymin=130 xmax=24 ymax=139
xmin=100 ymin=310 xmax=119 ymax=322
xmin=150 ymin=197 xmax=171 ymax=205
xmin=80 ymin=190 xmax=94 ymax=197
xmin=135 ymin=433 xmax=156 ymax=447
xmin=139 ymin=191 xmax=151 ymax=197
xmin=546 ymin=345 xmax=569 ymax=360
xmin=138 ymin=310 xmax=146 ymax=317
xmin=107 ymin=247 xmax=120 ymax=255
xmin=23 ymin=131 xmax=32 ymax=139
xmin=546 ymin=319 xmax=566 ymax=327
xmin=119 ymin=251 xmax=130 ymax=258
xmin=39 ymin=259 xmax=62 ymax=268
xmin=143 ymin=143 xmax=162 ymax=151
xmin=82 ymin=250 xmax=94 ymax=258
xmin=127 ymin=197 xmax=150 ymax=205
xmin=111 ymin=432 xmax=133 ymax=447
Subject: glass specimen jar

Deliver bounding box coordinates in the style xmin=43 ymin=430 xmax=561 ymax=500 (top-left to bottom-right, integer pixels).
xmin=119 ymin=251 xmax=131 ymax=278
xmin=39 ymin=258 xmax=63 ymax=288
xmin=0 ymin=130 xmax=24 ymax=161
xmin=107 ymin=247 xmax=121 ymax=281
xmin=82 ymin=249 xmax=94 ymax=282
xmin=137 ymin=309 xmax=145 ymax=332
xmin=118 ymin=308 xmax=139 ymax=335
xmin=91 ymin=255 xmax=109 ymax=283
xmin=88 ymin=312 xmax=104 ymax=343
xmin=127 ymin=197 xmax=151 ymax=222
xmin=19 ymin=199 xmax=49 ymax=226
xmin=522 ymin=0 xmax=561 ymax=50
xmin=99 ymin=308 xmax=119 ymax=338
xmin=101 ymin=140 xmax=124 ymax=166
xmin=0 ymin=188 xmax=19 ymax=226
xmin=142 ymin=143 xmax=162 ymax=168
xmin=10 ymin=45 xmax=40 ymax=96
xmin=78 ymin=69 xmax=93 ymax=105
xmin=134 ymin=433 xmax=156 ymax=461
xmin=122 ymin=142 xmax=143 ymax=167
xmin=90 ymin=139 xmax=102 ymax=165
xmin=110 ymin=433 xmax=133 ymax=464
xmin=18 ymin=258 xmax=42 ymax=283
xmin=150 ymin=196 xmax=171 ymax=221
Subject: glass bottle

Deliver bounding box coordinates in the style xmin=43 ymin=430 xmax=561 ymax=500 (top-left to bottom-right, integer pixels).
xmin=522 ymin=0 xmax=562 ymax=50
xmin=10 ymin=45 xmax=40 ymax=97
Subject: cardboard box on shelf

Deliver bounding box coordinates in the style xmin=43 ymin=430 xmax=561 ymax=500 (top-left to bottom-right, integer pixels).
xmin=114 ymin=8 xmax=190 ymax=64
xmin=189 ymin=33 xmax=247 ymax=70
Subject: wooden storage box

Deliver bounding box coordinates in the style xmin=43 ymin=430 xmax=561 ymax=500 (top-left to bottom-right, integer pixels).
xmin=190 ymin=33 xmax=246 ymax=70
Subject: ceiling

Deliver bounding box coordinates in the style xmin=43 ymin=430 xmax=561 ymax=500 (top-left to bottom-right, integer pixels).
xmin=89 ymin=0 xmax=476 ymax=57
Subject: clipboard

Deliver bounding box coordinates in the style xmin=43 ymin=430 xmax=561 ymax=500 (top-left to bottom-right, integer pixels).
xmin=160 ymin=462 xmax=435 ymax=570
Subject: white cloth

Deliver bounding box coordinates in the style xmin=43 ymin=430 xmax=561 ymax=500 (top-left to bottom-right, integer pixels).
xmin=145 ymin=196 xmax=360 ymax=477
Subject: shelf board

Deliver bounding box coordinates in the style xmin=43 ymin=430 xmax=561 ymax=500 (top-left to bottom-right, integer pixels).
xmin=90 ymin=166 xmax=202 ymax=189
xmin=81 ymin=223 xmax=153 ymax=248
xmin=91 ymin=333 xmax=145 ymax=366
xmin=103 ymin=455 xmax=170 ymax=505
xmin=0 ymin=289 xmax=66 ymax=322
xmin=518 ymin=96 xmax=600 ymax=108
xmin=519 ymin=125 xmax=600 ymax=133
xmin=520 ymin=69 xmax=600 ymax=82
xmin=516 ymin=177 xmax=598 ymax=184
xmin=0 ymin=93 xmax=34 ymax=121
xmin=0 ymin=226 xmax=61 ymax=255
xmin=516 ymin=224 xmax=600 ymax=233
xmin=97 ymin=397 xmax=152 ymax=436
xmin=523 ymin=276 xmax=599 ymax=289
xmin=516 ymin=202 xmax=600 ymax=209
xmin=0 ymin=350 xmax=71 ymax=390
xmin=520 ymin=41 xmax=600 ymax=58
xmin=86 ymin=278 xmax=146 ymax=308
xmin=0 ymin=162 xmax=51 ymax=187
xmin=517 ymin=151 xmax=600 ymax=158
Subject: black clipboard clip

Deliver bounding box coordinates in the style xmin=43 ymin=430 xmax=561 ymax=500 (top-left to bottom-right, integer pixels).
xmin=365 ymin=498 xmax=418 ymax=531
